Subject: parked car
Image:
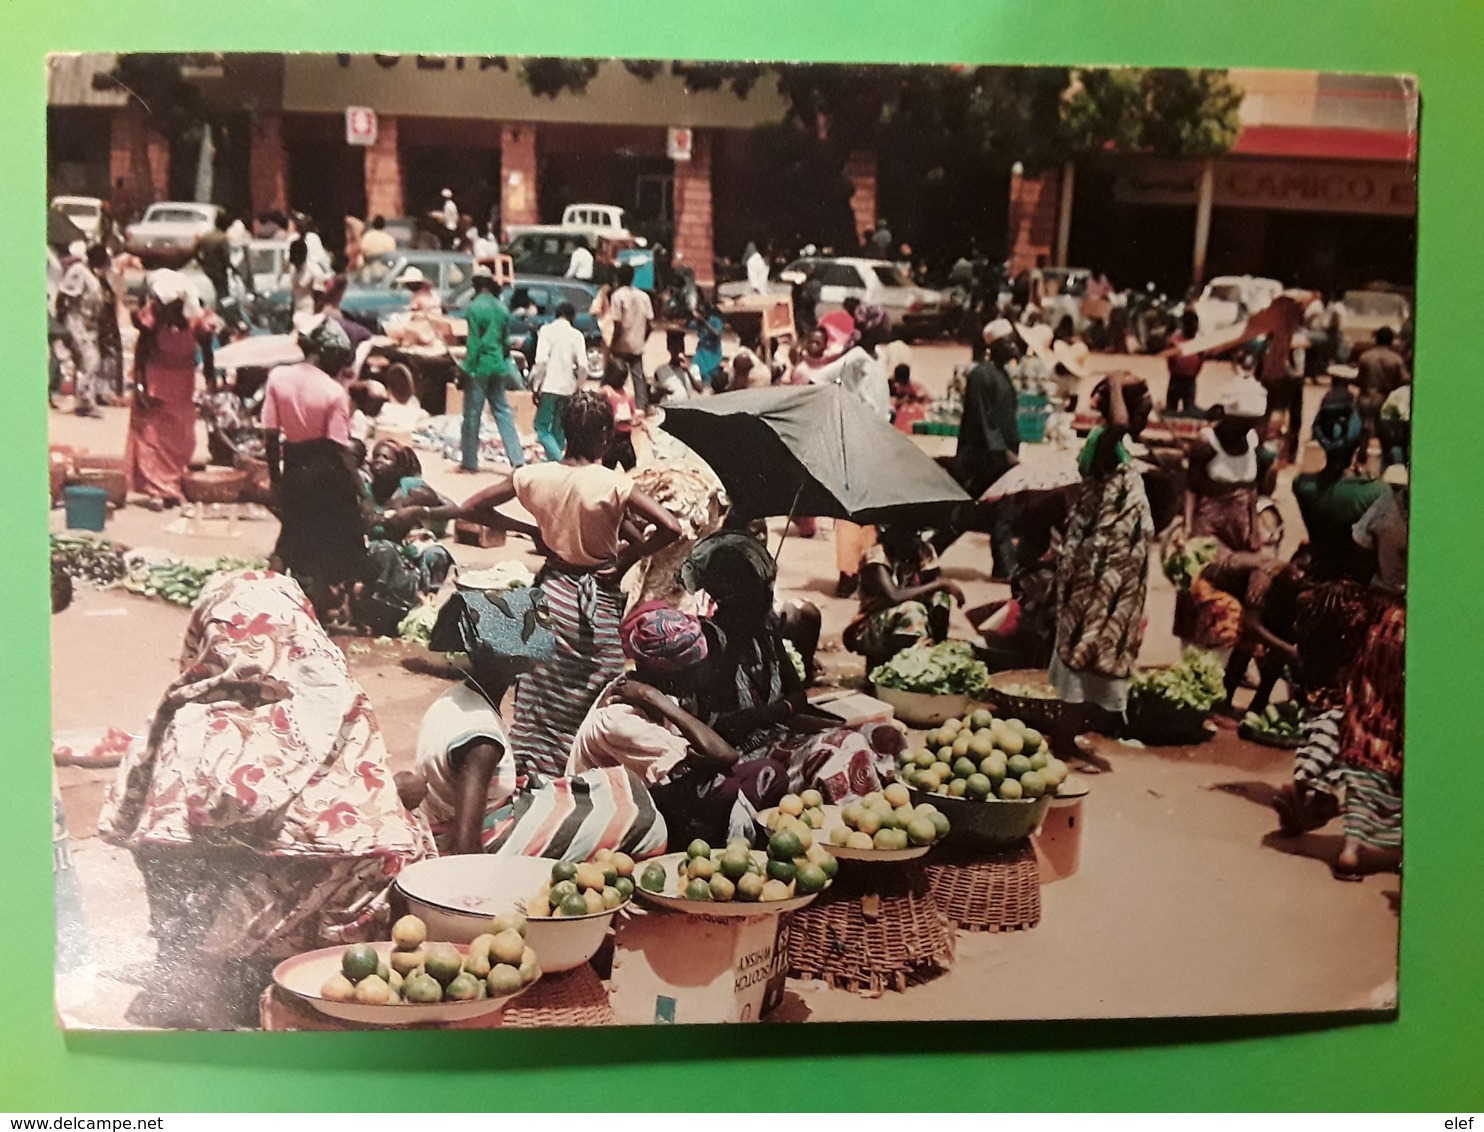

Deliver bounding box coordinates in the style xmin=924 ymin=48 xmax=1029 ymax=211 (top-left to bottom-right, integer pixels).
xmin=1335 ymin=288 xmax=1411 ymax=353
xmin=1038 ymin=267 xmax=1093 ymax=337
xmin=443 ymin=275 xmax=607 ymax=377
xmin=254 ymin=250 xmax=478 ymax=333
xmin=50 ymin=196 xmax=105 ymax=242
xmin=1189 ymin=275 xmax=1284 ymax=335
xmin=718 ymin=256 xmax=949 ymax=338
xmin=124 ymin=201 xmax=223 ymax=263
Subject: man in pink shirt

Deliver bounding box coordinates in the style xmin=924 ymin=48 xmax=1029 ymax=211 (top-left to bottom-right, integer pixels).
xmin=260 ymin=318 xmax=369 ymax=619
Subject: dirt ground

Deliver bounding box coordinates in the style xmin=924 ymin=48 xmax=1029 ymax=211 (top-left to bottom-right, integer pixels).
xmin=47 ymin=340 xmax=1399 ymax=1028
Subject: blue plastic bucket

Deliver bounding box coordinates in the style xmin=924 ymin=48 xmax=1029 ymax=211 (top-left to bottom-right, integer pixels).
xmin=63 ymin=485 xmax=109 ymax=532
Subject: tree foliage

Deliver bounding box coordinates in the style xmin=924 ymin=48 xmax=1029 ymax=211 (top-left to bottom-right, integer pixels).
xmin=1062 ymin=68 xmax=1243 ymax=158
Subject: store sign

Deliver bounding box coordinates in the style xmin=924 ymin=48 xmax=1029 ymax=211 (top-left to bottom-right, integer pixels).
xmin=1115 ymin=156 xmax=1417 ymax=217
xmin=666 ymin=127 xmax=693 ymax=162
xmin=345 ymin=106 xmax=378 ymax=147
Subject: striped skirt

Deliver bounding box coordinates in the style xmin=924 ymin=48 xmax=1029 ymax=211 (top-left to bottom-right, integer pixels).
xmin=489 ymin=767 xmax=668 ymax=861
xmin=1341 ymin=765 xmax=1403 ymax=850
xmin=1292 ymin=709 xmax=1346 ymax=797
xmin=510 ymin=564 xmax=627 ymax=780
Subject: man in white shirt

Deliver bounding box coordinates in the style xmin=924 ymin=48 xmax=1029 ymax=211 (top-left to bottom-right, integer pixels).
xmin=565 ymin=243 xmax=595 ymax=280
xmin=609 ymin=264 xmax=655 ymax=413
xmin=530 ymin=301 xmax=588 ymax=460
xmin=440 ymin=189 xmax=459 ymax=233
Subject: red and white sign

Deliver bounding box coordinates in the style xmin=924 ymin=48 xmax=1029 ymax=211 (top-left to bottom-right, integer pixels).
xmin=666 ymin=127 xmax=693 ymax=162
xmin=345 ymin=106 xmax=378 ymax=147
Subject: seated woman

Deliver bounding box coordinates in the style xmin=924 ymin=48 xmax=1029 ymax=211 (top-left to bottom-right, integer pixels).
xmin=844 ymin=523 xmax=965 ymax=672
xmin=569 ymin=605 xmax=789 ymax=847
xmin=350 ymin=440 xmax=461 ymax=636
xmin=680 ymin=532 xmax=904 ymax=800
xmin=99 ymin=571 xmax=434 ymax=1028
xmin=407 ymin=584 xmax=666 ymax=859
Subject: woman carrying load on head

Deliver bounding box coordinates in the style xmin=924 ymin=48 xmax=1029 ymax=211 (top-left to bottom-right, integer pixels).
xmin=458 ymin=389 xmax=683 ymax=780
xmin=1050 ymin=371 xmax=1156 ymax=716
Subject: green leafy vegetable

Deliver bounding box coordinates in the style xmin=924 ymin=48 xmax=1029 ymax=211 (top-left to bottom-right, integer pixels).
xmin=121 ymin=557 xmax=268 ymax=607
xmin=1162 ymin=537 xmax=1221 ymax=590
xmin=1130 ymin=649 xmax=1226 ymax=713
xmin=397 ymin=603 xmax=440 ymax=647
xmin=50 ymin=534 xmax=128 ymax=585
xmin=871 ymin=640 xmax=989 ymax=697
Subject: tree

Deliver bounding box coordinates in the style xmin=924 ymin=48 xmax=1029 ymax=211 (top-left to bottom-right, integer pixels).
xmin=1061 ymin=68 xmax=1243 ymax=158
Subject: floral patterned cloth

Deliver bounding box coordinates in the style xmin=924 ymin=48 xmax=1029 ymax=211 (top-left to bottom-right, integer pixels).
xmin=100 ymin=570 xmax=434 ymax=959
xmin=1054 ymin=457 xmax=1153 ymax=680
xmin=1339 ymin=593 xmax=1405 ymax=779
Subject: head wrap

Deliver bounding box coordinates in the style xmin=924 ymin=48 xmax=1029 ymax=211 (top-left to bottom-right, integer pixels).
xmin=982 ymin=318 xmax=1015 ymax=344
xmin=297 ymin=314 xmax=353 ymax=375
xmin=1313 ymin=387 xmax=1362 ymax=455
xmin=147 ymin=269 xmax=203 ymax=319
xmin=620 ymin=602 xmax=708 ymax=673
xmin=428 ymin=585 xmax=557 ymax=681
xmin=1218 ymin=376 xmax=1268 ymax=419
xmin=679 ymin=531 xmax=778 ymax=604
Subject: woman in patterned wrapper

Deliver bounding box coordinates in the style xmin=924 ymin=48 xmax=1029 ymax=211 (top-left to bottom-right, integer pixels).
xmin=98 ymin=571 xmax=434 ymax=1029
xmin=1050 ymin=373 xmax=1156 ymax=718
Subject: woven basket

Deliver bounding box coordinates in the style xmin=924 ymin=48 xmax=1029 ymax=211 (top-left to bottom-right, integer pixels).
xmin=64 ymin=468 xmax=127 ymax=508
xmin=496 ymin=963 xmax=616 ymax=1028
xmin=786 ymin=861 xmax=954 ymax=994
xmin=181 ymin=467 xmax=248 ymax=504
xmin=984 ymin=668 xmax=1119 ymax=753
xmin=924 ymin=841 xmax=1042 ymax=933
xmin=234 ymin=455 xmax=276 ymax=507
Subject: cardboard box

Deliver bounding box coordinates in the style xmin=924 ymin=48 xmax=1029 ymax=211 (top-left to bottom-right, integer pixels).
xmin=610 ymin=906 xmax=790 ymax=1025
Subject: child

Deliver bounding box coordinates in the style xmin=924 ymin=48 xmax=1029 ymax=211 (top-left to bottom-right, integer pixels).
xmin=653 ymin=329 xmax=705 ymax=404
xmin=888 ymin=363 xmax=931 ymax=433
xmin=843 ymin=523 xmax=965 ymax=671
xmin=600 ymin=358 xmax=638 ymax=470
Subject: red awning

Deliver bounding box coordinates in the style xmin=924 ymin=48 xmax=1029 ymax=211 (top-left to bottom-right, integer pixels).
xmin=1233 ymin=125 xmax=1417 ymax=163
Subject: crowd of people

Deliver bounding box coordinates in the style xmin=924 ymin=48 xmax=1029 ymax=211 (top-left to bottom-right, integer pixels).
xmin=48 ymin=194 xmax=1411 ymax=1024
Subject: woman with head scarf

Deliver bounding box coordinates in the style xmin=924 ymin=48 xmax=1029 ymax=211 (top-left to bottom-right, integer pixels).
xmin=261 ymin=316 xmax=369 ymax=620
xmin=349 ymin=440 xmax=461 ymax=637
xmin=679 ymin=533 xmax=903 ymax=801
xmin=99 ymin=571 xmax=433 ymax=1027
xmin=458 ymin=389 xmax=684 ymax=780
xmin=568 ymin=604 xmax=790 ymax=847
xmin=124 ymin=270 xmax=221 ymax=510
xmin=1050 ymin=373 xmax=1156 ymax=719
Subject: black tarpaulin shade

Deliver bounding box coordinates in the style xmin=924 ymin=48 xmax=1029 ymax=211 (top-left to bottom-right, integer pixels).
xmin=658 ymin=383 xmax=969 ymax=527
xmin=48 ymin=208 xmax=84 ymax=247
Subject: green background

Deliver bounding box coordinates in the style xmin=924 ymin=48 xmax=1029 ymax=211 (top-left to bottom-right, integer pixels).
xmin=3 ymin=0 xmax=1478 ymax=1111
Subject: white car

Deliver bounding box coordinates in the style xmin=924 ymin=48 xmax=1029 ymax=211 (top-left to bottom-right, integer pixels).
xmin=559 ymin=203 xmax=630 ymax=238
xmin=51 ymin=196 xmax=105 ymax=241
xmin=1190 ymin=275 xmax=1284 ymax=335
xmin=719 ymin=256 xmax=949 ymax=338
xmin=1335 ymin=289 xmax=1411 ymax=353
xmin=125 ymin=201 xmax=222 ymax=261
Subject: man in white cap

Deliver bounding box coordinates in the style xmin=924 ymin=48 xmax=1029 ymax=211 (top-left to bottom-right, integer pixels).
xmin=934 ymin=318 xmax=1022 ymax=576
xmin=441 ymin=188 xmax=459 ymax=235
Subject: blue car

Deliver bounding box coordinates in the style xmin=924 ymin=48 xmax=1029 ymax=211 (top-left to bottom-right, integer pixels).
xmin=443 ymin=275 xmax=608 ymax=378
xmin=252 ymin=251 xmax=479 ymax=334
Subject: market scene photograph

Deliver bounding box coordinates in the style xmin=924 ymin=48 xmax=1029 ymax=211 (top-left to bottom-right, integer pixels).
xmin=45 ymin=54 xmax=1415 ymax=1030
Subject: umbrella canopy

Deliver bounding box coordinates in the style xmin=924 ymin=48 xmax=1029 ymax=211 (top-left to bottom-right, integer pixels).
xmin=659 ymin=383 xmax=969 ymax=527
xmin=981 ymin=450 xmax=1154 ymax=502
xmin=213 ymin=333 xmax=303 ymax=372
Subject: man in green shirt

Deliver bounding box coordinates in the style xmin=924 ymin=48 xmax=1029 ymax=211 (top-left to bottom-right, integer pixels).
xmin=1293 ymin=448 xmax=1386 ymax=583
xmin=460 ymin=267 xmax=526 ymax=472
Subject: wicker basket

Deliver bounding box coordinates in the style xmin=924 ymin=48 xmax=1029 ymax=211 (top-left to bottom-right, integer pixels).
xmin=1122 ymin=694 xmax=1212 ymax=746
xmin=924 ymin=841 xmax=1042 ymax=933
xmin=64 ymin=468 xmax=127 ymax=508
xmin=234 ymin=455 xmax=276 ymax=507
xmin=496 ymin=963 xmax=616 ymax=1028
xmin=786 ymin=861 xmax=954 ymax=994
xmin=181 ymin=467 xmax=248 ymax=504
